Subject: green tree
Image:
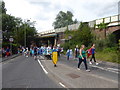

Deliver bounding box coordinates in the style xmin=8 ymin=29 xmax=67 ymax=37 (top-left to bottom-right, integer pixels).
xmin=53 ymin=11 xmax=78 ymax=29
xmin=13 ymin=19 xmax=37 ymax=47
xmin=0 ymin=1 xmax=7 ymax=14
xmin=73 ymin=22 xmax=93 ymax=47
xmin=2 ymin=1 xmax=37 ymax=50
xmin=2 ymin=14 xmax=17 ymax=32
xmin=62 ymin=22 xmax=93 ymax=51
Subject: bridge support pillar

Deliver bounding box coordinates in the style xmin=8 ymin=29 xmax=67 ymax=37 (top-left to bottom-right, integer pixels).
xmin=54 ymin=37 xmax=57 ymax=46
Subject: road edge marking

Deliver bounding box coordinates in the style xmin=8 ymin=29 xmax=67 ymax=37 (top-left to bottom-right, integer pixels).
xmin=59 ymin=82 xmax=66 ymax=88
xmin=38 ymin=59 xmax=48 ymax=74
xmin=107 ymin=68 xmax=119 ymax=71
xmin=91 ymin=65 xmax=118 ymax=74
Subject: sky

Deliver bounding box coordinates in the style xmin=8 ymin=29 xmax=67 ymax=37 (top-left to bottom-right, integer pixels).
xmin=4 ymin=0 xmax=120 ymax=33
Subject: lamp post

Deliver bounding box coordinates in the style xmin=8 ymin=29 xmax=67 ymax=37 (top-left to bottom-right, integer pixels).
xmin=24 ymin=20 xmax=30 ymax=47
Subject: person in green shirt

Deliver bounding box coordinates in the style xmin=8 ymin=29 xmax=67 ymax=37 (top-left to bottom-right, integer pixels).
xmin=77 ymin=45 xmax=90 ymax=72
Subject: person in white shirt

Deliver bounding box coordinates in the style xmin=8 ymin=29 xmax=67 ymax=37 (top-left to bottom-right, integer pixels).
xmin=74 ymin=45 xmax=79 ymax=60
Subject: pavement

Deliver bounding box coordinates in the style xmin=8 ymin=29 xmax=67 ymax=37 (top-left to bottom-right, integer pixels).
xmin=40 ymin=55 xmax=119 ymax=88
xmin=1 ymin=54 xmax=21 ymax=63
xmin=2 ymin=55 xmax=63 ymax=88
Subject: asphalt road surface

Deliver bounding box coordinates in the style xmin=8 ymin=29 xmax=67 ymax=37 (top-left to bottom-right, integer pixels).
xmin=59 ymin=55 xmax=118 ymax=83
xmin=2 ymin=55 xmax=62 ymax=88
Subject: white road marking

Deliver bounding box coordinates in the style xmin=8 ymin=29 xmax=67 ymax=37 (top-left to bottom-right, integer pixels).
xmin=90 ymin=65 xmax=118 ymax=74
xmin=38 ymin=59 xmax=48 ymax=74
xmin=59 ymin=82 xmax=66 ymax=88
xmin=92 ymin=65 xmax=104 ymax=70
xmin=107 ymin=69 xmax=118 ymax=74
xmin=107 ymin=68 xmax=119 ymax=71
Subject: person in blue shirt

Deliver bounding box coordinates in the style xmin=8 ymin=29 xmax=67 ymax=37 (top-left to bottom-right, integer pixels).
xmin=66 ymin=47 xmax=70 ymax=60
xmin=39 ymin=46 xmax=43 ymax=55
xmin=6 ymin=47 xmax=10 ymax=57
xmin=89 ymin=44 xmax=99 ymax=65
xmin=52 ymin=46 xmax=58 ymax=52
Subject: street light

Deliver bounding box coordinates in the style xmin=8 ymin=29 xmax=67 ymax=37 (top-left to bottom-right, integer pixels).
xmin=24 ymin=19 xmax=30 ymax=47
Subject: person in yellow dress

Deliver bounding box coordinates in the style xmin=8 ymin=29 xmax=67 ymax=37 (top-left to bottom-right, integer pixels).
xmin=52 ymin=46 xmax=58 ymax=67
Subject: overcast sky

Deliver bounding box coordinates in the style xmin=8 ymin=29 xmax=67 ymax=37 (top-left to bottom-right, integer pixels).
xmin=4 ymin=0 xmax=119 ymax=32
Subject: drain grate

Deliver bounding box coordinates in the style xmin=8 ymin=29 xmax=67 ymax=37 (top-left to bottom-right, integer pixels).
xmin=67 ymin=73 xmax=80 ymax=79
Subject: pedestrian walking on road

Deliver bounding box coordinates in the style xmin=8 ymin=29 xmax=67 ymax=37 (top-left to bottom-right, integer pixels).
xmin=74 ymin=45 xmax=79 ymax=60
xmin=66 ymin=48 xmax=70 ymax=60
xmin=52 ymin=46 xmax=58 ymax=67
xmin=57 ymin=46 xmax=61 ymax=57
xmin=5 ymin=47 xmax=10 ymax=57
xmin=69 ymin=49 xmax=73 ymax=60
xmin=22 ymin=47 xmax=26 ymax=56
xmin=31 ymin=48 xmax=34 ymax=57
xmin=30 ymin=47 xmax=32 ymax=56
xmin=25 ymin=47 xmax=29 ymax=57
xmin=89 ymin=44 xmax=99 ymax=65
xmin=78 ymin=45 xmax=90 ymax=72
xmin=34 ymin=45 xmax=38 ymax=60
xmin=2 ymin=48 xmax=6 ymax=57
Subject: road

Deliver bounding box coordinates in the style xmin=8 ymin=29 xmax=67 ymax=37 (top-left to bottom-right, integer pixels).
xmin=59 ymin=55 xmax=118 ymax=83
xmin=2 ymin=54 xmax=119 ymax=88
xmin=2 ymin=55 xmax=61 ymax=88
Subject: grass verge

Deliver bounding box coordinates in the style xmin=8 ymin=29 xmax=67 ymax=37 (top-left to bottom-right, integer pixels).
xmin=95 ymin=50 xmax=119 ymax=64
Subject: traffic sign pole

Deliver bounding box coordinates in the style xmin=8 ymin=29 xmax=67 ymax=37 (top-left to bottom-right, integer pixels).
xmin=9 ymin=38 xmax=14 ymax=55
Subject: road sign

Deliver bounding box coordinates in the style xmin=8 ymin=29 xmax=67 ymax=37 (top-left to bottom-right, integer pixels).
xmin=9 ymin=38 xmax=14 ymax=42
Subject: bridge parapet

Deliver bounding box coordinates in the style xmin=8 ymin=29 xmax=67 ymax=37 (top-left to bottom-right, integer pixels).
xmin=38 ymin=14 xmax=120 ymax=36
xmin=89 ymin=14 xmax=120 ymax=28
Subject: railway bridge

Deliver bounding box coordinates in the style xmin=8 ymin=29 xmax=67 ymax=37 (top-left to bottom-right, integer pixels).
xmin=37 ymin=14 xmax=120 ymax=46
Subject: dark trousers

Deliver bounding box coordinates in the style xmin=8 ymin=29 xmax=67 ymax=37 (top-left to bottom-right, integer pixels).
xmin=67 ymin=55 xmax=69 ymax=60
xmin=75 ymin=53 xmax=78 ymax=58
xmin=58 ymin=51 xmax=60 ymax=57
xmin=90 ymin=54 xmax=96 ymax=62
xmin=78 ymin=57 xmax=88 ymax=70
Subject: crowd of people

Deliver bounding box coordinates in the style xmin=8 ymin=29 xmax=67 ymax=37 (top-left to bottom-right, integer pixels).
xmin=2 ymin=47 xmax=10 ymax=57
xmin=17 ymin=45 xmax=63 ymax=60
xmin=66 ymin=44 xmax=99 ymax=72
xmin=2 ymin=43 xmax=98 ymax=71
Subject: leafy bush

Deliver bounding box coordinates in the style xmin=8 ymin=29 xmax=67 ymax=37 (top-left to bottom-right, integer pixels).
xmin=96 ymin=49 xmax=119 ymax=64
xmin=95 ymin=33 xmax=117 ymax=51
xmin=62 ymin=22 xmax=93 ymax=51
